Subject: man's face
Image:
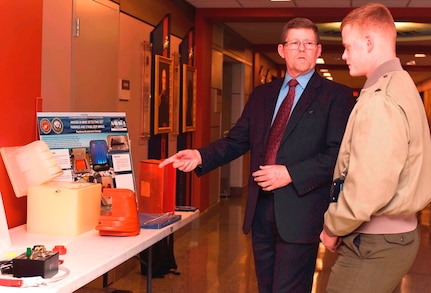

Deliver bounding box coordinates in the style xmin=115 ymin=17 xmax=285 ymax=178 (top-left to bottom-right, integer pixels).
xmin=341 ymin=24 xmax=368 ymax=77
xmin=277 ymin=28 xmax=321 ymax=78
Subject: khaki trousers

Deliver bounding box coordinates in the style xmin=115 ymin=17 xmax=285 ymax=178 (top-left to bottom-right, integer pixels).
xmin=327 ymin=226 xmax=420 ymax=293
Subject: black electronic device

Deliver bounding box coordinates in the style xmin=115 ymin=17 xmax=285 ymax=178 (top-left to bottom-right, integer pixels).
xmin=12 ymin=249 xmax=59 ymax=278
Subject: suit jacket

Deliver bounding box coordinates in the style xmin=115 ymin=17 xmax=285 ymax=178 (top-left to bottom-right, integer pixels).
xmin=196 ymin=71 xmax=354 ymax=243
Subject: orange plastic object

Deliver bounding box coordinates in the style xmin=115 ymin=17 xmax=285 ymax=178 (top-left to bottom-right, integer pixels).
xmin=139 ymin=159 xmax=176 ymax=214
xmin=96 ymin=188 xmax=140 ymax=236
xmin=53 ymin=245 xmax=67 ymax=255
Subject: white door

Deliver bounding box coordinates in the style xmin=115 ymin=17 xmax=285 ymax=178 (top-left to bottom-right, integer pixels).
xmin=71 ymin=0 xmax=119 ymax=111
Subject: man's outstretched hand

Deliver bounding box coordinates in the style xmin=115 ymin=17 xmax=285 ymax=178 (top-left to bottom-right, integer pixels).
xmin=158 ymin=149 xmax=202 ymax=172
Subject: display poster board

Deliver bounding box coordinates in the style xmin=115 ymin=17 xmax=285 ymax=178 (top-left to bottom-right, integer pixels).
xmin=37 ymin=112 xmax=135 ymax=192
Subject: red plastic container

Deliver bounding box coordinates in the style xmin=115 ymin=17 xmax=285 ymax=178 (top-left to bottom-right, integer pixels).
xmin=139 ymin=159 xmax=176 ymax=214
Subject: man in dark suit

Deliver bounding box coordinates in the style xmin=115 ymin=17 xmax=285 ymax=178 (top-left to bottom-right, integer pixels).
xmin=160 ymin=17 xmax=354 ymax=292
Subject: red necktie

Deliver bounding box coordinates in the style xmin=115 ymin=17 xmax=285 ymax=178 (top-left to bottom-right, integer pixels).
xmin=264 ymin=79 xmax=298 ymax=165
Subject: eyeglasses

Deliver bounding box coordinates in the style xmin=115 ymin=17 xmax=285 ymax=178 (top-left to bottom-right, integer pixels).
xmin=281 ymin=40 xmax=319 ymax=50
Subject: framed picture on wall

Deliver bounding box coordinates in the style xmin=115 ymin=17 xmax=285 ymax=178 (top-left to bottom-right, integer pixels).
xmin=182 ymin=65 xmax=196 ymax=132
xmin=154 ymin=55 xmax=173 ymax=135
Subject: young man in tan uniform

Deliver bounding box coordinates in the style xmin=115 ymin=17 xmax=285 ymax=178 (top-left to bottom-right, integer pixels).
xmin=320 ymin=3 xmax=431 ymax=293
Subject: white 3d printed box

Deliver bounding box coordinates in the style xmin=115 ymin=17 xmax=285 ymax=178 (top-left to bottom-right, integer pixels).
xmin=27 ymin=181 xmax=101 ymax=236
xmin=1 ymin=140 xmax=101 ymax=236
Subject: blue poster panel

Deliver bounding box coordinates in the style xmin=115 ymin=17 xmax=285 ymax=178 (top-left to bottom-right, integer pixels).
xmin=36 ymin=112 xmax=135 ymax=192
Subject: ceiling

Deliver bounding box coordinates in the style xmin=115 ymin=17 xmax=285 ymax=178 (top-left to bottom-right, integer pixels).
xmin=184 ymin=0 xmax=431 ymax=89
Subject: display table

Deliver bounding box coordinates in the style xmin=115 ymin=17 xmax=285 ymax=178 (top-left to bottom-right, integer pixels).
xmin=1 ymin=210 xmax=199 ymax=292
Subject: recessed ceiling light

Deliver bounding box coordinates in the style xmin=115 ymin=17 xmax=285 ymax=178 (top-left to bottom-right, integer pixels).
xmin=415 ymin=53 xmax=426 ymax=58
xmin=316 ymin=57 xmax=325 ymax=64
xmin=406 ymin=60 xmax=416 ymax=65
xmin=323 ymin=72 xmax=331 ymax=77
xmin=320 ymin=69 xmax=329 ymax=72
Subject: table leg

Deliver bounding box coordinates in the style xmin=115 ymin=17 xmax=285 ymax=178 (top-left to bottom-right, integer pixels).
xmin=103 ymin=272 xmax=109 ymax=287
xmin=147 ymin=246 xmax=152 ymax=292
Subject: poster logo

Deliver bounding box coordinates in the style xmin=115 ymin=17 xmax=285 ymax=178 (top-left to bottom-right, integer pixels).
xmin=39 ymin=118 xmax=64 ymax=134
xmin=52 ymin=118 xmax=64 ymax=134
xmin=39 ymin=118 xmax=52 ymax=134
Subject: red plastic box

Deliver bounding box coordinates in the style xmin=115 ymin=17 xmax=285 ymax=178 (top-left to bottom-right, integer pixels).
xmin=139 ymin=159 xmax=176 ymax=214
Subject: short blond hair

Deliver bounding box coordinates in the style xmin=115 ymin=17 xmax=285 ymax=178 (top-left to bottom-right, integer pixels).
xmin=341 ymin=3 xmax=396 ymax=39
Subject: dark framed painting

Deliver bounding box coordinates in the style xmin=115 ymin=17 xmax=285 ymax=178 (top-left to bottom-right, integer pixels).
xmin=154 ymin=55 xmax=173 ymax=134
xmin=182 ymin=64 xmax=196 ymax=132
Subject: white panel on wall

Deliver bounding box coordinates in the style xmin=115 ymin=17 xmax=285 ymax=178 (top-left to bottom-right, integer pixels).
xmin=41 ymin=0 xmax=73 ymax=111
xmin=71 ymin=0 xmax=119 ymax=112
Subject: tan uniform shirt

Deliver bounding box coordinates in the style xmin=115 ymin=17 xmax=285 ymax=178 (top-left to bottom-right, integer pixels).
xmin=324 ymin=58 xmax=431 ymax=236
